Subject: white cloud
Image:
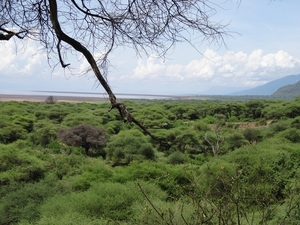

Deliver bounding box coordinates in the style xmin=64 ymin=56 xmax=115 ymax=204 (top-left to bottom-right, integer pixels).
xmin=1 ymin=37 xmax=300 ymax=95
xmin=0 ymin=40 xmax=48 ymax=77
xmin=129 ymin=49 xmax=300 ymax=89
xmin=166 ymin=64 xmax=184 ymax=80
xmin=133 ymin=55 xmax=166 ymax=79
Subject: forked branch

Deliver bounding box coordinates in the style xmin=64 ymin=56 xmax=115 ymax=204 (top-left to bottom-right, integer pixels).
xmin=48 ymin=0 xmax=167 ymax=146
xmin=0 ymin=23 xmax=28 ymax=41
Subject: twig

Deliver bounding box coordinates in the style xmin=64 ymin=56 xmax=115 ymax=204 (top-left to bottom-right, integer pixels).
xmin=137 ymin=182 xmax=170 ymax=225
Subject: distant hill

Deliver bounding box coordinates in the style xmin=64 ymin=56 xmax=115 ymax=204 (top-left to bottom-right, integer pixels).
xmin=230 ymin=74 xmax=300 ymax=96
xmin=272 ymin=81 xmax=300 ymax=99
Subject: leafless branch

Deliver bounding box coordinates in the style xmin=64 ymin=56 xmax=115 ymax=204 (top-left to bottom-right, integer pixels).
xmin=0 ymin=0 xmax=232 ymax=144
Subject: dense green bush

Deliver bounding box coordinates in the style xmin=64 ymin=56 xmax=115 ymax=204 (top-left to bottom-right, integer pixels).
xmin=168 ymin=151 xmax=186 ymax=164
xmin=105 ymin=130 xmax=155 ymax=163
xmin=0 ymin=177 xmax=60 ymax=224
xmin=0 ymin=144 xmax=45 ymax=184
xmin=39 ymin=182 xmax=136 ymax=221
xmin=242 ymin=127 xmax=263 ymax=144
xmin=224 ymin=131 xmax=248 ymax=151
xmin=71 ymin=162 xmax=113 ymax=191
xmin=0 ymin=98 xmax=300 ymax=224
xmin=61 ymin=113 xmax=103 ymax=127
xmin=291 ymin=116 xmax=300 ymax=129
xmin=29 ymin=121 xmax=59 ymax=147
xmin=280 ymin=128 xmax=300 ymax=143
xmin=0 ymin=122 xmax=27 ymax=144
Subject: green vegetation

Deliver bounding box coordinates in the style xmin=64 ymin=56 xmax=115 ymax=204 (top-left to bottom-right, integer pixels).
xmin=272 ymin=81 xmax=300 ymax=99
xmin=0 ymin=98 xmax=299 ymax=224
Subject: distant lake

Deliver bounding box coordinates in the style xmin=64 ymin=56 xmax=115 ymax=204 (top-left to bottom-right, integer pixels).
xmin=0 ymin=90 xmax=194 ymax=101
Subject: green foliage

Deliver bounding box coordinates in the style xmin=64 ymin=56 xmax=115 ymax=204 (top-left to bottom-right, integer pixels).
xmin=227 ymin=115 xmax=240 ymax=122
xmin=0 ymin=144 xmax=45 ymax=184
xmin=29 ymin=121 xmax=59 ymax=147
xmin=72 ymin=162 xmax=113 ymax=191
xmin=280 ymin=128 xmax=300 ymax=143
xmin=223 ymin=131 xmax=248 ymax=151
xmin=35 ymin=104 xmax=70 ymax=123
xmin=47 ymin=154 xmax=87 ymax=180
xmin=112 ymin=161 xmax=192 ymax=199
xmin=46 ymin=140 xmax=62 ymax=153
xmin=0 ymin=121 xmax=27 ymax=144
xmin=193 ymin=121 xmax=210 ymax=132
xmin=243 ymin=127 xmax=263 ymax=144
xmin=39 ymin=182 xmax=136 ymax=221
xmin=134 ymin=105 xmax=175 ymax=129
xmin=12 ymin=114 xmax=36 ymax=132
xmin=19 ymin=213 xmax=112 ymax=225
xmin=1 ymin=99 xmax=300 ymax=224
xmin=245 ymin=100 xmax=265 ymax=119
xmin=0 ymin=177 xmax=60 ymax=224
xmin=291 ymin=116 xmax=300 ymax=129
xmin=105 ymin=130 xmax=155 ymax=163
xmin=167 ymin=151 xmax=186 ymax=165
xmin=198 ymin=158 xmax=236 ymax=197
xmin=201 ymin=115 xmax=218 ymax=124
xmin=267 ymin=120 xmax=291 ymax=137
xmin=155 ymin=127 xmax=203 ymax=155
xmin=104 ymin=120 xmax=124 ymax=134
xmin=61 ymin=113 xmax=103 ymax=127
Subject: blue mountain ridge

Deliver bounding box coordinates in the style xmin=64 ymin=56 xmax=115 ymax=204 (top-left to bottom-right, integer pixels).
xmin=230 ymin=74 xmax=300 ymax=96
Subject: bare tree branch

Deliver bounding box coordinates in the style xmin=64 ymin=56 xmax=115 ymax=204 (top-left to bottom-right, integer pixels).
xmin=0 ymin=22 xmax=28 ymax=41
xmin=0 ymin=0 xmax=232 ymax=145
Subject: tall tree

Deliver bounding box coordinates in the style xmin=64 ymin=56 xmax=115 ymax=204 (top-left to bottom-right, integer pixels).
xmin=0 ymin=0 xmax=230 ymax=139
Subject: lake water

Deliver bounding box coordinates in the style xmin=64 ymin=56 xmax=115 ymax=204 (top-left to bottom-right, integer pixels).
xmin=0 ymin=90 xmax=189 ymax=100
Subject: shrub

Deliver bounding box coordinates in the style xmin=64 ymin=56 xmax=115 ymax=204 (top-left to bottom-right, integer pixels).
xmin=58 ymin=124 xmax=107 ymax=157
xmin=224 ymin=132 xmax=248 ymax=151
xmin=227 ymin=116 xmax=240 ymax=122
xmin=168 ymin=151 xmax=186 ymax=165
xmin=0 ymin=145 xmax=45 ymax=184
xmin=193 ymin=121 xmax=210 ymax=132
xmin=61 ymin=113 xmax=103 ymax=127
xmin=39 ymin=182 xmax=136 ymax=221
xmin=280 ymin=128 xmax=300 ymax=143
xmin=291 ymin=116 xmax=300 ymax=129
xmin=0 ymin=179 xmax=58 ymax=224
xmin=243 ymin=128 xmax=263 ymax=144
xmin=269 ymin=120 xmax=290 ymax=133
xmin=105 ymin=130 xmax=155 ymax=163
xmin=29 ymin=121 xmax=59 ymax=147
xmin=201 ymin=115 xmax=218 ymax=124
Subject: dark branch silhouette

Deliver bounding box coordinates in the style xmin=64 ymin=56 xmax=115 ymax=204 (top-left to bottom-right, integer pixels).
xmin=0 ymin=0 xmax=231 ymax=145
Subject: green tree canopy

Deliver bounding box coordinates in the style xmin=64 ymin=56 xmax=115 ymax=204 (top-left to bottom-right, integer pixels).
xmin=105 ymin=130 xmax=155 ymax=164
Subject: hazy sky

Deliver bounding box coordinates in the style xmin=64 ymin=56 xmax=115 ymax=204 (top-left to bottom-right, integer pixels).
xmin=1 ymin=0 xmax=300 ymax=96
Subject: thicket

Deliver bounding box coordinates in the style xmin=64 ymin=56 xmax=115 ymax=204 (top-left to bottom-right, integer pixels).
xmin=0 ymin=98 xmax=300 ymax=224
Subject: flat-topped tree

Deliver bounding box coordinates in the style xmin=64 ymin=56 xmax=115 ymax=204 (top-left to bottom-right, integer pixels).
xmin=0 ymin=0 xmax=230 ymax=140
xmin=58 ymin=124 xmax=107 ymax=157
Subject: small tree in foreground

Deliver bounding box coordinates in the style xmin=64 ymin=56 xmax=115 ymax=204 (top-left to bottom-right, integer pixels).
xmin=58 ymin=124 xmax=107 ymax=157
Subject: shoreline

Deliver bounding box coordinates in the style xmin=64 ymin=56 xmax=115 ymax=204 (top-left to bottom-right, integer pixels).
xmin=0 ymin=94 xmax=109 ymax=102
xmin=0 ymin=93 xmax=191 ymax=102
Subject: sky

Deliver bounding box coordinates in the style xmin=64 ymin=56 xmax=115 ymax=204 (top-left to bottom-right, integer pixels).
xmin=1 ymin=0 xmax=300 ymax=96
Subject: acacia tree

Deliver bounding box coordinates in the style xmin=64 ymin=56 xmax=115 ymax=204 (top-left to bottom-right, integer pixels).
xmin=58 ymin=124 xmax=107 ymax=156
xmin=0 ymin=0 xmax=229 ymax=140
